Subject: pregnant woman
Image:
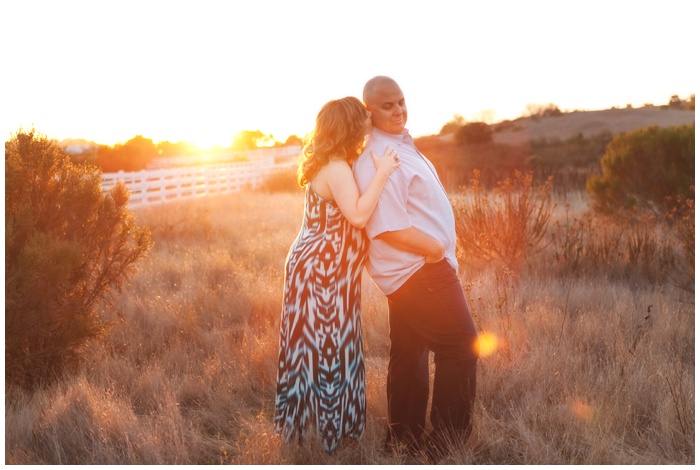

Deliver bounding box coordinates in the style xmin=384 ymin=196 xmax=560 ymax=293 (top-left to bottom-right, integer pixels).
xmin=275 ymin=96 xmax=399 ymax=452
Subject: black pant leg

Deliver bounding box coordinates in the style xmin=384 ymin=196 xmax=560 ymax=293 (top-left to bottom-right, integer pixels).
xmin=387 ymin=260 xmax=478 ymax=443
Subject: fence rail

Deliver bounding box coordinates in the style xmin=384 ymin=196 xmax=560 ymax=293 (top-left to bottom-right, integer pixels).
xmin=101 ymin=157 xmax=292 ymax=208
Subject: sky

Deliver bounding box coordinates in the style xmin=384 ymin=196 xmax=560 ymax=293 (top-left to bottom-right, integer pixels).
xmin=2 ymin=0 xmax=697 ymax=148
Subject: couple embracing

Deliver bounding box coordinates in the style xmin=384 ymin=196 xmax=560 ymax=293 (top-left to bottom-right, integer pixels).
xmin=274 ymin=76 xmax=479 ymax=459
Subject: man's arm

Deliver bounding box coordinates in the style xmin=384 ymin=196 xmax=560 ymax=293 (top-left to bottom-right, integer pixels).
xmin=376 ymin=227 xmax=445 ymax=263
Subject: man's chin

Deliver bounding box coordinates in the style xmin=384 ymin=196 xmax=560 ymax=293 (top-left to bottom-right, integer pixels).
xmin=386 ymin=123 xmax=406 ymax=134
xmin=373 ymin=123 xmax=405 ymax=135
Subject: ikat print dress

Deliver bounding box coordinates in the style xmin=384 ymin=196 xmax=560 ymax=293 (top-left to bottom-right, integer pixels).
xmin=275 ymin=184 xmax=367 ymax=452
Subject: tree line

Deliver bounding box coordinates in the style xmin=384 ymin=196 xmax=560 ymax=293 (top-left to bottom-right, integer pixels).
xmin=69 ymin=131 xmax=304 ymax=173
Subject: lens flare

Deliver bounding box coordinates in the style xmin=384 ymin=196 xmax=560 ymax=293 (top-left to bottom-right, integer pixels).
xmin=571 ymin=399 xmax=594 ymax=421
xmin=475 ymin=332 xmax=498 ymax=357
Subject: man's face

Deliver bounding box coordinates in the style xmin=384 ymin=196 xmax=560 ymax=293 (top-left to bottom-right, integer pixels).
xmin=366 ymin=81 xmax=407 ymax=135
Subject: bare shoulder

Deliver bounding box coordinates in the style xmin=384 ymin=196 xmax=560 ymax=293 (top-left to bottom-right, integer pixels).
xmin=324 ymin=158 xmax=353 ymax=177
xmin=314 ymin=159 xmax=353 ymax=199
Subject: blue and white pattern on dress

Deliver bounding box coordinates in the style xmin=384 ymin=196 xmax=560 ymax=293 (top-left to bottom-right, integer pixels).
xmin=275 ymin=185 xmax=367 ymax=452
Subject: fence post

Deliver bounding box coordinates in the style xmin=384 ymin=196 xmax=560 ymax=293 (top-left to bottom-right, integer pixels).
xmin=176 ymin=167 xmax=183 ymax=201
xmin=140 ymin=169 xmax=148 ymax=206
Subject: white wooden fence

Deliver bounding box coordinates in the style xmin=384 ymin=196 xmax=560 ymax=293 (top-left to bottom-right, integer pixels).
xmin=101 ymin=157 xmax=294 ymax=208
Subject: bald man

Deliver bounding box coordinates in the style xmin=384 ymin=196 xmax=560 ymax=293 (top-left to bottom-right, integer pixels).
xmin=353 ymin=76 xmax=478 ymax=458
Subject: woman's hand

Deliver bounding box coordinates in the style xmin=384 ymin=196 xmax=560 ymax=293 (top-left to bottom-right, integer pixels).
xmin=370 ymin=146 xmax=400 ymax=178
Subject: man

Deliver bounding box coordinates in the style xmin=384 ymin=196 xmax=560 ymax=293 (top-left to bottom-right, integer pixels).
xmin=353 ymin=76 xmax=479 ymax=456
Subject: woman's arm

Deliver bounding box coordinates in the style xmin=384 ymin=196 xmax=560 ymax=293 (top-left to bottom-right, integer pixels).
xmin=326 ymin=146 xmax=399 ymax=228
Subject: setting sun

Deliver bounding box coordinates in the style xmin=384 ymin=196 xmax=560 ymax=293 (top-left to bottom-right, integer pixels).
xmin=186 ymin=133 xmax=233 ymax=152
xmin=2 ymin=1 xmax=695 ymax=148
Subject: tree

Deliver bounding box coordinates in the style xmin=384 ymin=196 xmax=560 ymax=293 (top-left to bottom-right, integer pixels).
xmin=96 ymin=135 xmax=159 ymax=172
xmin=5 ymin=128 xmax=152 ymax=389
xmin=455 ymin=122 xmax=493 ymax=146
xmin=440 ymin=114 xmax=467 ymax=136
xmin=586 ymin=125 xmax=694 ymax=215
xmin=231 ymin=130 xmax=276 ymax=150
xmin=284 ymin=134 xmax=303 ymax=146
xmin=117 ymin=135 xmax=158 ymax=168
xmin=669 ymin=94 xmax=695 ymax=110
xmin=524 ymin=103 xmax=562 ymax=118
xmin=668 ymin=94 xmax=682 ymax=109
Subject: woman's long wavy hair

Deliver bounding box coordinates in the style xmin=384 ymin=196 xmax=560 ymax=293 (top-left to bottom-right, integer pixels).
xmin=297 ymin=96 xmax=368 ymax=187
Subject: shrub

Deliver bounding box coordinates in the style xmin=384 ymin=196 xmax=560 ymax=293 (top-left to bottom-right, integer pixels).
xmin=455 ymin=122 xmax=493 ymax=146
xmin=416 ymin=135 xmax=530 ymax=192
xmin=5 ymin=129 xmax=152 ymax=389
xmin=524 ymin=103 xmax=563 ymax=118
xmin=439 ymin=114 xmax=467 ymax=136
xmin=549 ymin=209 xmax=678 ymax=283
xmin=666 ymin=188 xmax=695 ymax=293
xmin=452 ymin=170 xmax=555 ymax=273
xmin=586 ymin=125 xmax=694 ymax=216
xmin=257 ymin=165 xmax=302 ymax=193
xmin=529 ymin=131 xmax=613 ymax=194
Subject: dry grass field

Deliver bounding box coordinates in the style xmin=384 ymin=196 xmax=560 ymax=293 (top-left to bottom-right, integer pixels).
xmin=4 ymin=188 xmax=694 ymax=465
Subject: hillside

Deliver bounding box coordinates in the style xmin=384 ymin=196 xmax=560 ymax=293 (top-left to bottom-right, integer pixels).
xmin=492 ymin=107 xmax=695 ymax=144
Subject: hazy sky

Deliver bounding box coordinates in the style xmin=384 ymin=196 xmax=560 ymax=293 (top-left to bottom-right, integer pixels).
xmin=2 ymin=0 xmax=696 ymax=148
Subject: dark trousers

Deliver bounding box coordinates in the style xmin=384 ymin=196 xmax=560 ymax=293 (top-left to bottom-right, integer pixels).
xmin=386 ymin=258 xmax=478 ymax=445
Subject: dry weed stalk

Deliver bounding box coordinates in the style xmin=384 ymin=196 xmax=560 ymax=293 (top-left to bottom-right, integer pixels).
xmin=550 ymin=208 xmax=678 ymax=282
xmin=453 ymin=170 xmax=554 ymax=274
xmin=666 ymin=188 xmax=695 ymax=295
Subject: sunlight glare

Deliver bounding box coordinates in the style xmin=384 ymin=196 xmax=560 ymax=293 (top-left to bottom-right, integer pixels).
xmin=474 ymin=332 xmax=498 ymax=357
xmin=187 ymin=134 xmax=232 ymax=152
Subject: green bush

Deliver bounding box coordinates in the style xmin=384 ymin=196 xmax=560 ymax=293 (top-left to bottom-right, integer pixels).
xmin=586 ymin=125 xmax=694 ymax=216
xmin=5 ymin=129 xmax=152 ymax=389
xmin=455 ymin=122 xmax=493 ymax=145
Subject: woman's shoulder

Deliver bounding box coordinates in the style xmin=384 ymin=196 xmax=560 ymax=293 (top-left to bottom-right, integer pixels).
xmin=315 ymin=159 xmax=352 ymax=192
xmin=324 ymin=157 xmax=352 ymax=172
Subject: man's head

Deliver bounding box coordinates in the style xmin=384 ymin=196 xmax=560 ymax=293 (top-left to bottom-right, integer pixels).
xmin=363 ymin=76 xmax=407 ymax=135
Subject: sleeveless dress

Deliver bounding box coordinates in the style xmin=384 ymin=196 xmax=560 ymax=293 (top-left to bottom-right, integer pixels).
xmin=274 ymin=184 xmax=368 ymax=452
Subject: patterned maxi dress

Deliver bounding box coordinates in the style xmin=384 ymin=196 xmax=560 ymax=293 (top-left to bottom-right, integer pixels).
xmin=275 ymin=184 xmax=368 ymax=452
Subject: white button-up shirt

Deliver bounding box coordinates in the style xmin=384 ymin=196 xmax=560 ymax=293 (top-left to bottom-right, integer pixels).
xmin=353 ymin=128 xmax=458 ymax=295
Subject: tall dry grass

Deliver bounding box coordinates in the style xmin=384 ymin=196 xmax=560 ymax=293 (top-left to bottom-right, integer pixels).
xmin=5 ymin=188 xmax=694 ymax=464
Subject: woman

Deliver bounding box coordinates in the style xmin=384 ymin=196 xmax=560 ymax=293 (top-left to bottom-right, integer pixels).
xmin=274 ymin=97 xmax=399 ymax=452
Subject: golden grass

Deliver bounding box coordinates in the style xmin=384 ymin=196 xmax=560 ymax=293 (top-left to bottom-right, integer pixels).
xmin=5 ymin=190 xmax=694 ymax=464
